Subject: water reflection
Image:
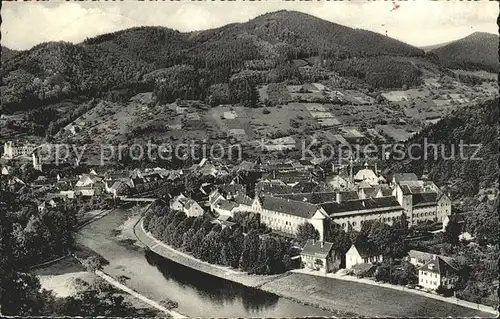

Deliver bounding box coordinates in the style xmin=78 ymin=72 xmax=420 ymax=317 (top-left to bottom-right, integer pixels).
xmin=145 ymin=250 xmax=281 ymax=314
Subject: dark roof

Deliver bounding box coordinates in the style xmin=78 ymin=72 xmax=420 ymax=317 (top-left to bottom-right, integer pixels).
xmin=412 ymin=192 xmax=438 ymax=206
xmin=360 ymin=187 xmax=376 ymax=197
xmin=261 ymin=196 xmax=320 ymax=219
xmin=353 ymin=243 xmax=380 ymax=258
xmin=340 ymin=191 xmax=360 ymax=201
xmin=291 ymin=181 xmax=317 ymax=193
xmin=419 ymin=256 xmax=457 ymax=274
xmin=400 ymin=184 xmax=412 ymax=195
xmin=264 ymin=170 xmax=311 ymax=185
xmin=322 ymin=197 xmax=402 ymax=216
xmin=255 ymin=181 xmax=293 ymax=195
xmin=219 ymin=183 xmax=246 ymax=195
xmin=278 ymin=192 xmax=336 ymax=204
xmin=393 ymin=173 xmax=419 ymax=183
xmin=351 ymin=263 xmax=376 ymax=274
xmin=278 ymin=191 xmax=359 ymax=204
xmin=214 ymin=199 xmax=237 ymax=211
xmin=234 ymin=194 xmax=253 ymax=206
xmin=374 ymin=186 xmax=393 ymax=197
xmin=301 ymin=239 xmax=334 ymax=258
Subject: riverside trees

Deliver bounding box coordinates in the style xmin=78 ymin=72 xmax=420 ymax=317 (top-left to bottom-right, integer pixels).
xmin=143 ymin=201 xmax=293 ymax=275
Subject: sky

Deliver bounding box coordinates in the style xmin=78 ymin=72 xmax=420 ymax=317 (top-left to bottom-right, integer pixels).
xmin=2 ymin=0 xmax=498 ymax=51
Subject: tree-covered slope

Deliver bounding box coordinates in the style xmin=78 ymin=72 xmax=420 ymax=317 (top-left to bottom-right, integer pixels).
xmin=387 ymin=98 xmax=499 ymax=198
xmin=0 ymin=10 xmax=431 ymax=113
xmin=431 ymin=32 xmax=499 ymax=72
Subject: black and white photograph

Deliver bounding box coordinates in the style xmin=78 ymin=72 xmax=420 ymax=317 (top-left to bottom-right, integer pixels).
xmin=0 ymin=0 xmax=498 ymax=317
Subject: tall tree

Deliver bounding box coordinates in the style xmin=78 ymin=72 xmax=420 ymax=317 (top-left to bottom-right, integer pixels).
xmin=296 ymin=223 xmax=319 ymax=247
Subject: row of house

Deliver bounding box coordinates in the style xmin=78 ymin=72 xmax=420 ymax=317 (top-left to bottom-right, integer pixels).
xmin=208 ymin=172 xmax=452 ymax=241
xmin=300 ymin=240 xmax=458 ymax=291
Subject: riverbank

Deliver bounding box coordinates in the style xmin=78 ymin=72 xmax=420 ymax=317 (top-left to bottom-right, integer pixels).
xmin=292 ymin=268 xmax=498 ymax=316
xmin=134 ymin=218 xmax=287 ymax=289
xmin=136 ymin=217 xmax=494 ymax=318
xmin=77 ymin=206 xmax=333 ymax=318
xmin=32 ymin=254 xmax=161 ymax=316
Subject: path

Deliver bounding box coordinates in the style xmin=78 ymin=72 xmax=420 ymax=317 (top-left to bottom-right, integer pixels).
xmin=292 ymin=268 xmax=498 ymax=316
xmin=95 ymin=270 xmax=185 ymax=318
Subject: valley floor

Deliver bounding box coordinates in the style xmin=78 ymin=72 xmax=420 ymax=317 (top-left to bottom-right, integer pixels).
xmin=135 ymin=217 xmax=493 ymax=318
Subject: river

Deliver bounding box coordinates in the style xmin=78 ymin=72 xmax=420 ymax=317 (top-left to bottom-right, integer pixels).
xmin=75 ymin=206 xmax=335 ymax=317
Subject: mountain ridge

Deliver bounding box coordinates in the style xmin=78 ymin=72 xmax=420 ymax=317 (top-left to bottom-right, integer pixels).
xmin=430 ymin=32 xmax=498 ymax=72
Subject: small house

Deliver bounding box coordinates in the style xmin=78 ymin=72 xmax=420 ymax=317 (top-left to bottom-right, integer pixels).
xmin=301 ymin=239 xmax=336 ymax=274
xmin=170 ymin=194 xmax=204 ymax=217
xmin=418 ymin=255 xmax=458 ymax=290
xmin=345 ymin=243 xmax=383 ymax=269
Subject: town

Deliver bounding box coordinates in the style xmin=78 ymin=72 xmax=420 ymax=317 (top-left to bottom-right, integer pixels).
xmin=1 ymin=133 xmax=497 ymax=316
xmin=1 ymin=2 xmax=498 ymax=318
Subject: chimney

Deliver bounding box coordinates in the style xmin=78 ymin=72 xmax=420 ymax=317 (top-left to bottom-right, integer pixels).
xmin=312 ymin=239 xmax=315 ymax=245
xmin=320 ymin=241 xmax=324 ymax=248
xmin=336 ymin=192 xmax=342 ymax=203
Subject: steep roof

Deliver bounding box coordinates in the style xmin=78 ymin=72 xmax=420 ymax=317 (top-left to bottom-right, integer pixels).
xmin=277 ymin=191 xmax=359 ymax=204
xmin=209 ymin=190 xmax=223 ymax=205
xmin=214 ymin=199 xmax=238 ymax=211
xmin=419 ymin=256 xmax=457 ymax=275
xmin=354 ymin=168 xmax=378 ymax=182
xmin=261 ymin=196 xmax=321 ymax=219
xmin=393 ymin=173 xmax=419 ymax=183
xmin=255 ymin=181 xmax=293 ymax=195
xmin=412 ymin=192 xmax=438 ymax=207
xmin=264 ymin=170 xmax=311 ymax=185
xmin=277 ymin=192 xmax=335 ymax=204
xmin=291 ymin=181 xmax=317 ymax=193
xmin=352 ymin=243 xmax=380 ymax=258
xmin=374 ymin=186 xmax=393 ymax=197
xmin=234 ymin=194 xmax=253 ymax=206
xmin=301 ymin=239 xmax=334 ymax=258
xmin=219 ymin=183 xmax=245 ymax=195
xmin=322 ymin=197 xmax=402 ymax=216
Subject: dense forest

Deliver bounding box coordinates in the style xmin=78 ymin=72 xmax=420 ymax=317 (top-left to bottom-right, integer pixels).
xmin=431 ymin=32 xmax=498 ymax=72
xmin=0 ymin=188 xmax=157 ymax=316
xmin=1 ymin=10 xmax=431 ymax=115
xmin=386 ymin=97 xmax=499 ymax=198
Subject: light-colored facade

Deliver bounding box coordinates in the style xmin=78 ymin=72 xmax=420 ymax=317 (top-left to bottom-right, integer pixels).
xmin=301 ymin=240 xmax=336 ymax=274
xmin=345 ymin=244 xmax=383 ymax=269
xmin=171 ymin=194 xmax=204 ymax=217
xmin=418 ymin=256 xmax=458 ymax=290
xmin=3 ymin=141 xmax=37 ymax=159
xmin=392 ymin=180 xmax=452 ymax=226
xmin=254 ymin=196 xmax=327 ymax=240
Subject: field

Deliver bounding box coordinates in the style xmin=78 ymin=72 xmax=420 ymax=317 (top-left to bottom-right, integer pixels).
xmin=261 ymin=273 xmax=491 ymax=317
xmin=47 ymin=68 xmax=497 ymax=154
xmin=376 ymin=124 xmax=416 ymax=142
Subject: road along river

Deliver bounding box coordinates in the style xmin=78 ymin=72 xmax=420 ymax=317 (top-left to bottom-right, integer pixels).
xmin=75 ymin=206 xmax=335 ymax=317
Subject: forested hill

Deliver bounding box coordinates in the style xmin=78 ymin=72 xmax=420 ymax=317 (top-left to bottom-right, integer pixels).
xmin=1 ymin=46 xmax=20 ymax=63
xmin=430 ymin=32 xmax=499 ymax=72
xmin=188 ymin=10 xmax=425 ymax=60
xmin=386 ymin=98 xmax=499 ymax=199
xmin=0 ymin=10 xmax=429 ymax=113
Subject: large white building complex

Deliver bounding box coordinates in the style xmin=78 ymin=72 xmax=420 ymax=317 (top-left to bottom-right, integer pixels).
xmin=208 ymin=168 xmax=452 ymax=239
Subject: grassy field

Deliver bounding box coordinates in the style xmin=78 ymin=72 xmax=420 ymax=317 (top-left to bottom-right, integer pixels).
xmin=261 ymin=273 xmax=492 ymax=317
